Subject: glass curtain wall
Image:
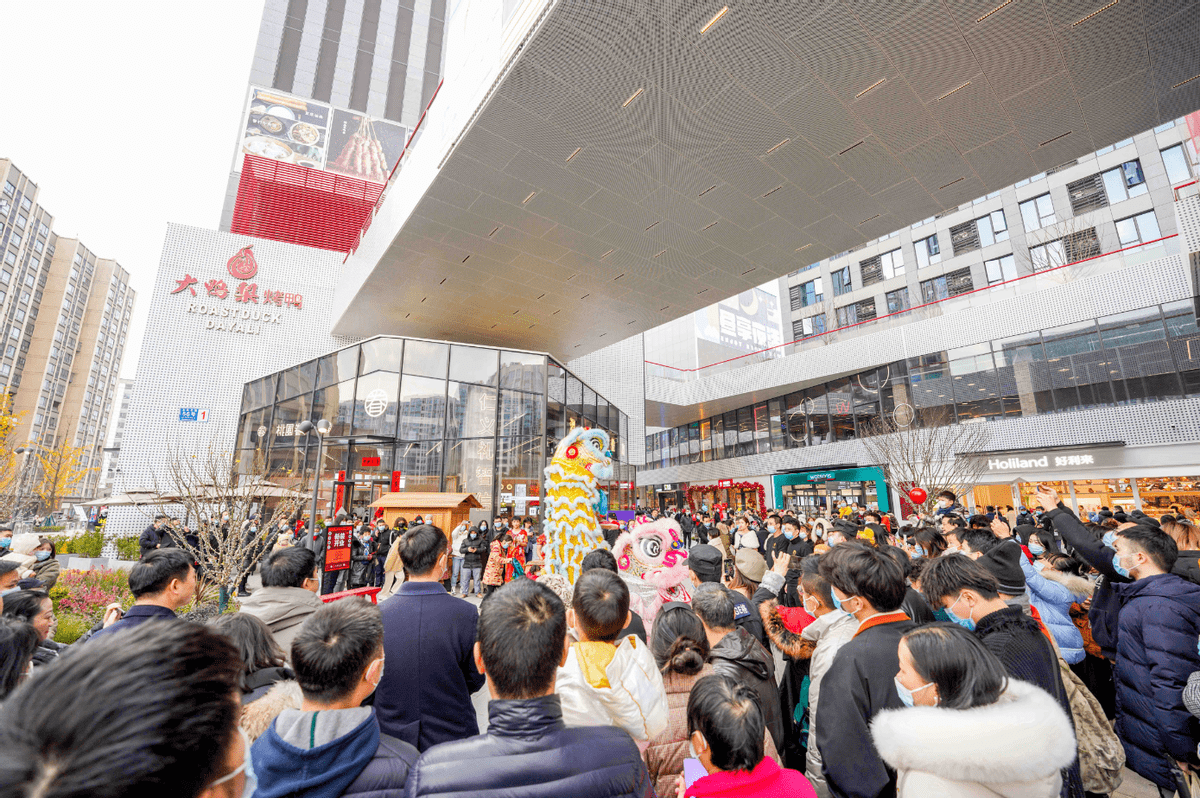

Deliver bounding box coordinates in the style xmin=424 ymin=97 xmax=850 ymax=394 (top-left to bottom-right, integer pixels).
xmin=238 ymin=336 xmax=633 ymax=522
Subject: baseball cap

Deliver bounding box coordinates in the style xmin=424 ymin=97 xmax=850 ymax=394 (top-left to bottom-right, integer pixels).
xmin=687 ymin=544 xmax=722 ymax=582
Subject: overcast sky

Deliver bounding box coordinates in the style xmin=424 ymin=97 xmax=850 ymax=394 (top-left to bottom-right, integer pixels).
xmin=0 ymin=0 xmax=266 ymax=380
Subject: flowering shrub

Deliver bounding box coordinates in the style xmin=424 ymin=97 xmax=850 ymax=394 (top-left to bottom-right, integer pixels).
xmin=49 ymin=568 xmax=133 ymax=624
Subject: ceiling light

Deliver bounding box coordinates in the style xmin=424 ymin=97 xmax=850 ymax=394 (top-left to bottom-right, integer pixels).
xmin=937 ymin=81 xmax=971 ymax=101
xmin=762 ymin=185 xmax=783 ymax=198
xmin=523 ymin=191 xmax=536 ymax=203
xmin=701 ymin=6 xmax=728 ymax=34
xmin=741 ymin=267 xmax=756 ymax=275
xmin=660 ymin=305 xmax=670 ymax=311
xmin=599 ymin=333 xmax=607 ymax=337
xmin=702 ymin=220 xmax=718 ymax=231
xmin=697 ymin=288 xmax=709 ymax=294
xmin=489 ymin=226 xmax=500 ymax=236
xmin=462 ymin=255 xmax=470 ymax=263
xmin=795 ymin=244 xmax=812 ymax=251
xmin=566 ymin=147 xmax=582 ymax=162
xmin=628 ymin=319 xmax=636 ymax=324
xmin=613 ymin=273 xmax=624 ymax=280
xmin=699 ymin=185 xmax=717 ymax=197
xmin=1172 ymin=73 xmax=1200 ymax=89
xmin=977 ymin=0 xmax=1012 ymax=22
xmin=537 ymin=293 xmax=545 ymax=299
xmin=645 ymin=220 xmax=660 ymax=231
xmin=653 ymin=249 xmax=667 ymax=258
xmin=838 ymin=140 xmax=864 ymax=156
xmin=439 ymin=277 xmax=447 ymax=284
xmin=622 ymin=88 xmax=644 ymax=107
xmin=1039 ymin=131 xmax=1071 ymax=147
xmin=1074 ymin=0 xmax=1119 ymax=23
xmin=938 ymin=177 xmax=965 ymax=190
xmin=859 ymin=214 xmax=879 ymax=225
xmin=855 ymin=78 xmax=885 ymax=98
xmin=766 ymin=139 xmax=790 ymax=154
xmin=581 ymin=293 xmax=590 ymax=300
xmin=601 ymin=249 xmax=614 ymax=259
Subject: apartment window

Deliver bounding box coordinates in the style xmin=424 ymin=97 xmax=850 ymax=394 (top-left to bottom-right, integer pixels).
xmin=1162 ymin=145 xmax=1192 ymax=185
xmin=4 ymin=346 xmax=13 ymax=358
xmin=32 ymin=413 xmax=42 ymax=427
xmin=13 ymin=310 xmax=22 ymax=323
xmin=1067 ymin=173 xmax=1108 ymax=214
xmin=985 ymin=254 xmax=1017 ymax=285
xmin=950 ymin=211 xmax=1008 ymax=256
xmin=861 ymin=248 xmax=904 ymax=286
xmin=836 ymin=298 xmax=876 ymax=327
xmin=1029 ymin=227 xmax=1101 ymax=271
xmin=0 ymin=364 xmax=9 ymax=378
xmin=978 ymin=210 xmax=1008 ymax=246
xmin=793 ymin=314 xmax=826 ymax=339
xmin=48 ymin=347 xmax=58 ymax=359
xmin=19 ymin=197 xmax=29 ymax=212
xmin=1019 ymin=194 xmax=1056 ymax=232
xmin=920 ymin=267 xmax=974 ymax=303
xmin=14 ymin=214 xmax=25 ymax=229
xmin=37 ymin=222 xmax=48 ymax=238
xmin=1101 ymin=159 xmax=1147 ymax=203
xmin=19 ymin=292 xmax=29 ymax=305
xmin=790 ymin=277 xmax=823 ymax=310
xmin=8 ymin=327 xmax=18 ymax=340
xmin=914 ymin=235 xmax=941 ymax=270
xmin=831 ymin=265 xmax=853 ymax=296
xmin=1095 ymin=137 xmax=1134 ymax=156
xmin=885 ymin=288 xmax=909 ymax=314
xmin=2 ymin=182 xmax=13 ymax=197
xmin=32 ymin=239 xmax=42 ymax=254
xmin=1115 ymin=211 xmax=1162 ymax=247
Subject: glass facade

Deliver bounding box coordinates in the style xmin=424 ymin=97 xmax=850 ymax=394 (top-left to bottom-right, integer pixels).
xmin=646 ymin=299 xmax=1200 ymax=469
xmin=238 ymin=336 xmax=634 ymax=521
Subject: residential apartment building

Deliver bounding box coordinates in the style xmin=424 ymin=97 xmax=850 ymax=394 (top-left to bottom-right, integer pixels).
xmin=1 ymin=161 xmax=136 ymax=503
xmin=99 ymin=377 xmax=134 ymax=497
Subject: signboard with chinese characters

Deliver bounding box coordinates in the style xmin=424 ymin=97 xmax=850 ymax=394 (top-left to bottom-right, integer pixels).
xmin=324 ymin=524 xmax=353 ymax=572
xmin=975 ymin=446 xmax=1124 ymax=473
xmin=717 ymin=479 xmax=733 ymax=488
xmin=179 ymin=408 xmax=210 ymax=422
xmin=694 ymin=285 xmax=785 ymax=359
xmin=170 ymin=244 xmax=306 ymax=336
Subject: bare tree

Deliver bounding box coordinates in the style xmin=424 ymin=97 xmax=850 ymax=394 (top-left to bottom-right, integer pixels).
xmin=859 ymin=406 xmax=992 ymax=518
xmin=151 ymin=443 xmax=304 ymax=609
xmin=1014 ymin=215 xmax=1103 ymax=285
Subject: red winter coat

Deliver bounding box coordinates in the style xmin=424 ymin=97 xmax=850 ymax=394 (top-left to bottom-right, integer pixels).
xmin=685 ymin=757 xmax=815 ymax=798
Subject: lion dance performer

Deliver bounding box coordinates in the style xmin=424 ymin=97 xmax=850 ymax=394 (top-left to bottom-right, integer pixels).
xmin=542 ymin=427 xmax=613 ymax=583
xmin=613 ymin=519 xmax=691 ymax=627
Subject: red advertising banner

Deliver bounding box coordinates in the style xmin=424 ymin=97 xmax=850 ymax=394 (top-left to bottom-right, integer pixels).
xmin=717 ymin=479 xmax=733 ymax=488
xmin=335 ymin=470 xmax=346 ymax=514
xmin=325 ymin=524 xmax=353 ymax=572
xmin=360 ymin=456 xmax=382 ymax=467
xmin=390 ymin=470 xmax=403 ymax=492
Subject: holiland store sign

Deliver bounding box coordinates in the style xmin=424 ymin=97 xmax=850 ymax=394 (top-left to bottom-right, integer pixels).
xmin=169 ymin=245 xmax=305 ymax=336
xmin=982 ymin=446 xmax=1123 ymax=473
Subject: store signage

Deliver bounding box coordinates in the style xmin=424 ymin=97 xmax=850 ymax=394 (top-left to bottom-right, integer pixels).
xmin=661 ymin=484 xmax=674 ymax=491
xmin=390 ymin=470 xmax=403 ymax=492
xmin=363 ymin=389 xmax=388 ymax=417
xmin=334 ymin=470 xmax=346 ymax=513
xmin=324 ymin=524 xmax=352 ymax=572
xmin=170 ymin=245 xmax=306 ymax=336
xmin=984 ymin=450 xmax=1111 ymax=472
xmin=178 ymin=408 xmax=210 ymax=422
xmin=360 ymin=456 xmax=382 ymax=467
xmin=717 ymin=479 xmax=733 ymax=488
xmin=805 ymin=473 xmax=837 ymax=482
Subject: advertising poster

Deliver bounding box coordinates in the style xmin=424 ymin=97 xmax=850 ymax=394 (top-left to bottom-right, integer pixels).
xmin=239 ymin=86 xmax=331 ymax=170
xmin=324 ymin=524 xmax=353 ymax=572
xmin=326 ymin=110 xmax=408 ymax=183
xmin=694 ymin=285 xmax=785 ymax=360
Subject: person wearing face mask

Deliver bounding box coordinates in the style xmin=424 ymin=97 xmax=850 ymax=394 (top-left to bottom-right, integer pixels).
xmin=934 ymin=490 xmax=964 ymax=518
xmin=0 ymin=560 xmax=20 ymax=596
xmin=872 ymin=623 xmax=1075 ymax=798
xmin=767 ymin=516 xmax=812 ymax=571
xmin=1109 ymin=526 xmax=1200 ymax=794
xmin=0 ymin=621 xmax=247 ymax=798
xmin=919 ymin=554 xmax=1083 ymax=798
xmin=1019 ymin=535 xmax=1090 ymax=667
xmin=348 ymin=524 xmax=375 ymax=589
xmin=814 ymin=542 xmax=916 ymax=798
xmin=251 ymin=599 xmax=417 ymax=798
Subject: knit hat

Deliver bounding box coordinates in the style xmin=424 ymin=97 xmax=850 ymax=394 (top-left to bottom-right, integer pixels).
xmin=9 ymin=533 xmax=40 ymax=557
xmin=978 ymin=539 xmax=1026 ymax=595
xmin=1129 ymin=510 xmax=1160 ymax=528
xmin=734 ymin=549 xmax=766 ymax=582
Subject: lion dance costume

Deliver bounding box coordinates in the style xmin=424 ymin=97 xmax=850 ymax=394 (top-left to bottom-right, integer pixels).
xmin=542 ymin=427 xmax=613 ymax=583
xmin=613 ymin=519 xmax=691 ymax=626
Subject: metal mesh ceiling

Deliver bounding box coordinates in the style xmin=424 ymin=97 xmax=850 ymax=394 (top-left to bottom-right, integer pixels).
xmin=334 ymin=0 xmax=1200 ymax=358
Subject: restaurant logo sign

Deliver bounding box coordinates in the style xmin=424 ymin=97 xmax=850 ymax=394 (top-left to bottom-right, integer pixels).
xmin=170 ymin=245 xmax=305 ymax=335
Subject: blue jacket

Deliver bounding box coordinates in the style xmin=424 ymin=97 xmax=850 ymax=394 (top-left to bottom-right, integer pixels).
xmin=1020 ymin=558 xmax=1088 ymax=664
xmin=1045 ymin=505 xmax=1131 ymax=658
xmin=1114 ymin=573 xmax=1200 ymax=788
xmin=88 ymin=604 xmax=178 ymax=641
xmin=254 ymin=707 xmax=417 ymax=798
xmin=376 ymin=581 xmax=486 ymax=751
xmin=403 ymin=694 xmax=653 ymax=798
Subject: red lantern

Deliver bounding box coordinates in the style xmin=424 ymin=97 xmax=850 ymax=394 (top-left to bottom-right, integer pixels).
xmin=907 ymin=487 xmax=928 ymax=504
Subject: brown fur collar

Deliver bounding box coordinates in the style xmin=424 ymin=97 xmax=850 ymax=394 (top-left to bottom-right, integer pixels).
xmin=759 ymin=599 xmax=815 ymax=660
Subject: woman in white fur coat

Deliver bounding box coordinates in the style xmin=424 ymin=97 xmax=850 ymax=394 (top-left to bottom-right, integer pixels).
xmin=871 ymin=624 xmax=1077 ymax=798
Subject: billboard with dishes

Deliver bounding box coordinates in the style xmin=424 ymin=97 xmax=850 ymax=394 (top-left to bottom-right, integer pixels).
xmin=236 ymin=85 xmax=408 ymax=184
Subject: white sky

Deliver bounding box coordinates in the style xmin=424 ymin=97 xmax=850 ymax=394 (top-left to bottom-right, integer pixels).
xmin=0 ymin=0 xmax=267 ymax=380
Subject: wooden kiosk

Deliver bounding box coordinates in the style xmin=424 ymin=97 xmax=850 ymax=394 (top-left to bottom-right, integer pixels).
xmin=368 ymin=492 xmax=483 ymax=533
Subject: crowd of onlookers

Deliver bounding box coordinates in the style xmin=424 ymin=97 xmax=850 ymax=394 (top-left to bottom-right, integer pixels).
xmin=1 ymin=485 xmax=1199 ymax=798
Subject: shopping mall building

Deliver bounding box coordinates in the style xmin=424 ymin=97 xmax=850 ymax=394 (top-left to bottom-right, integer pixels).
xmin=110 ymin=0 xmax=1200 ymax=535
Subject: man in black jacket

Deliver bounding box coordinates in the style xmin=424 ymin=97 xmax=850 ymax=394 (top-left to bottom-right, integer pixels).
xmin=405 ymin=578 xmax=653 ymax=798
xmin=921 ymin=553 xmax=1083 ymax=798
xmin=815 ymin=541 xmax=916 ymax=798
xmin=138 ymin=515 xmax=167 ymax=559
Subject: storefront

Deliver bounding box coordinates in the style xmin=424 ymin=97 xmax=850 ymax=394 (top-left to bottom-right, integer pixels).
xmin=772 ymin=467 xmax=890 ymax=517
xmin=966 ymin=442 xmax=1200 ymax=519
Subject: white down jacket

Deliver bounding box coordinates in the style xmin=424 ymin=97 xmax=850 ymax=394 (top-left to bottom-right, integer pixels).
xmin=556 ymin=634 xmax=668 ymax=741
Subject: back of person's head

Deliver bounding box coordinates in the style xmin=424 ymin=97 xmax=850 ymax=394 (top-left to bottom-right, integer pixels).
xmin=914 ymin=528 xmax=948 ymax=558
xmin=960 ymin=529 xmax=1000 ymax=556
xmin=208 ymin=612 xmax=287 ymax=691
xmin=0 ymin=621 xmax=241 ymax=798
xmin=396 ymin=524 xmax=448 ymax=576
xmin=1 ymin=590 xmax=48 ymax=626
xmin=291 ymin=598 xmax=383 ymax=703
xmin=1042 ymin=551 xmax=1089 ymax=577
xmin=571 ymin=568 xmax=629 ymax=642
xmin=478 ymin=579 xmax=565 ymax=699
xmin=690 ymin=582 xmax=736 ymax=631
xmin=0 ymin=561 xmax=17 ymax=580
xmin=0 ymin=617 xmax=37 ymax=699
xmin=1116 ymin=525 xmax=1179 ymax=572
xmin=901 ymin=623 xmax=1008 ymax=709
xmin=260 ymin=546 xmax=317 ymax=589
xmin=1163 ymin=519 xmax=1200 ymax=552
xmin=650 ymin=602 xmax=709 ymax=675
xmin=818 ymin=541 xmax=906 ymax=611
xmin=919 ymin=553 xmax=1001 ymax=604
xmin=942 ymin=514 xmax=966 ymax=529
xmin=580 ymin=548 xmax=619 ymax=574
xmin=968 ymin=514 xmax=991 ymax=529
xmin=877 ymin=544 xmax=911 ymax=578
xmin=129 ymin=549 xmax=194 ymax=599
xmin=687 ymin=674 xmax=764 ymax=773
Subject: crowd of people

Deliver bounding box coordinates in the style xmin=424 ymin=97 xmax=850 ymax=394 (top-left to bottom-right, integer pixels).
xmin=1 ymin=484 xmax=1199 ymax=798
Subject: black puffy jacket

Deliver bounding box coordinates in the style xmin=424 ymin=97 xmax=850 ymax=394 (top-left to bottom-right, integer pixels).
xmin=708 ymin=626 xmax=784 ymax=755
xmin=403 ymin=694 xmax=653 ymax=798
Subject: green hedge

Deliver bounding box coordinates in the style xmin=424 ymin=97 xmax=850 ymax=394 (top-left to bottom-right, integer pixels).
xmin=53 ymin=614 xmax=93 ymax=645
xmin=56 ymin=529 xmax=106 ymax=557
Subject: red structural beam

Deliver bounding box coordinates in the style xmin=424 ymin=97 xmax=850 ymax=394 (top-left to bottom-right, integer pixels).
xmin=231 ymin=154 xmax=384 ymax=252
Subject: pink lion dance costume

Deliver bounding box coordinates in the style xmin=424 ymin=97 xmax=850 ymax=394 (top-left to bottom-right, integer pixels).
xmin=613 ymin=518 xmax=691 ymax=628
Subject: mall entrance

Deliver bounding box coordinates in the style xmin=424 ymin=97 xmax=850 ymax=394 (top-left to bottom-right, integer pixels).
xmin=773 ymin=467 xmax=890 ymax=518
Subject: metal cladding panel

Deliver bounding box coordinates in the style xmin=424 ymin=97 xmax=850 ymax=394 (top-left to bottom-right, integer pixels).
xmin=106 ymin=224 xmax=351 ymax=540
xmin=333 ymin=0 xmax=1200 ymax=359
xmin=231 ymin=155 xmax=384 ymax=251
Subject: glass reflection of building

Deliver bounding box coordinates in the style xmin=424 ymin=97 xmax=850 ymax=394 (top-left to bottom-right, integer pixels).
xmin=237 ymin=336 xmax=635 ymax=521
